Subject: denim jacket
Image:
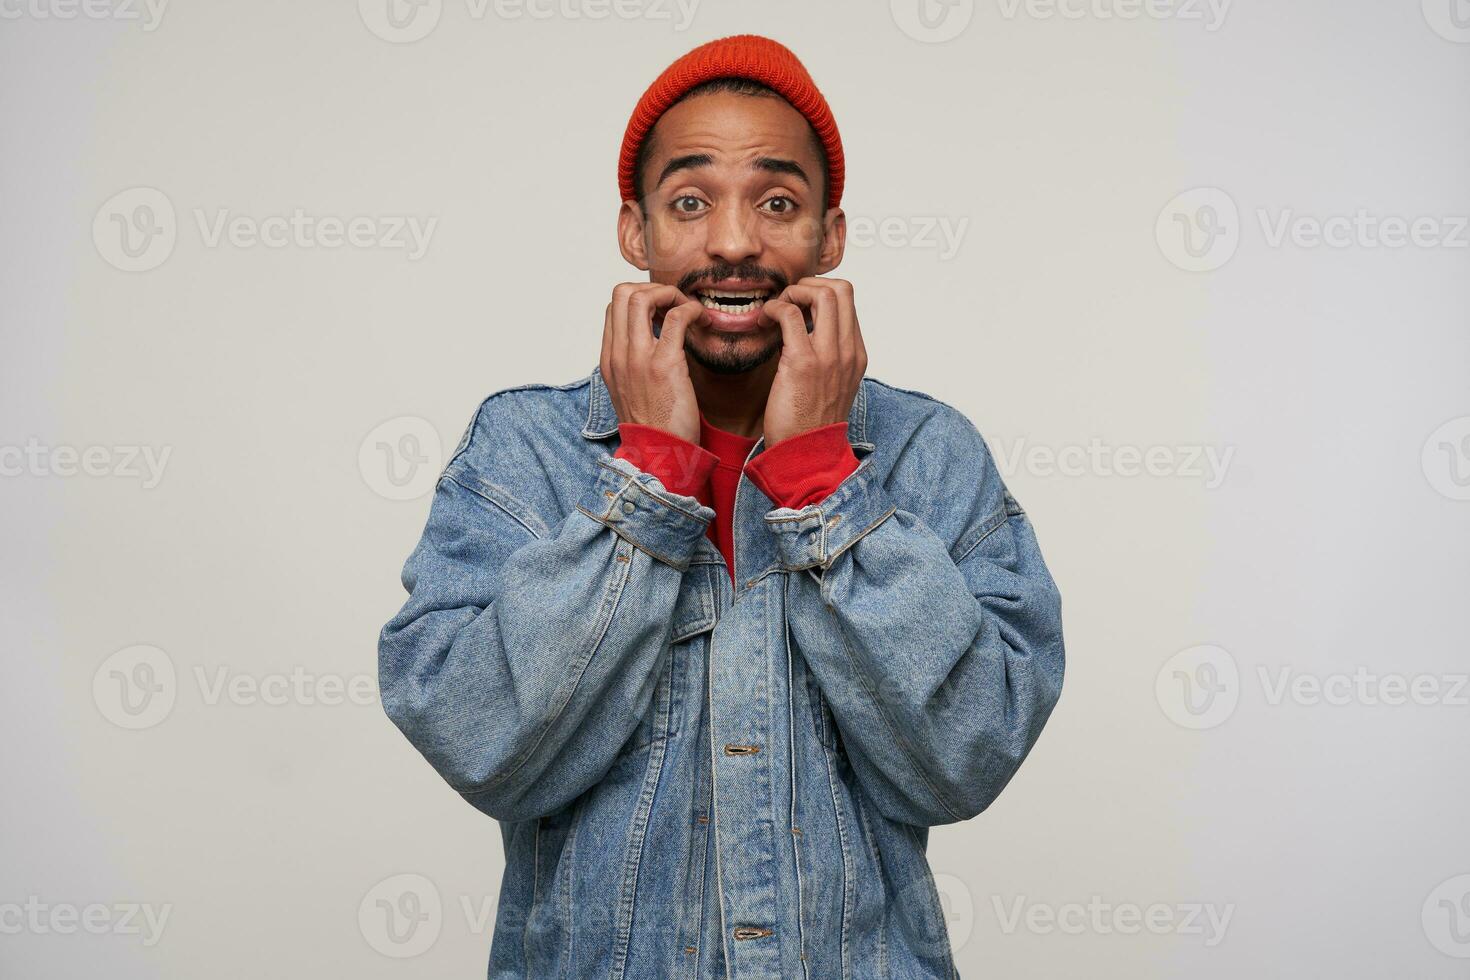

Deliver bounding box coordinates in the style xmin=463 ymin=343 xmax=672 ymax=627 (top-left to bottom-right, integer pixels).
xmin=378 ymin=365 xmax=1065 ymax=979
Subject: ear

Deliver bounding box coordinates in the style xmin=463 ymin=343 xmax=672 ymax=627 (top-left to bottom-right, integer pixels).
xmin=617 ymin=200 xmax=650 ymax=270
xmin=816 ymin=206 xmax=845 ymax=274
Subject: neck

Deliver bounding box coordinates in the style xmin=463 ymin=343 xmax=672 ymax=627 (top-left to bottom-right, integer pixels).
xmin=687 ymin=355 xmax=776 ymax=440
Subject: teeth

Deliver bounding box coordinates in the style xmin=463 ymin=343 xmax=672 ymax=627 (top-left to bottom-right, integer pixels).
xmin=704 ymin=289 xmax=765 ymax=298
xmin=697 ymin=289 xmax=769 ymax=314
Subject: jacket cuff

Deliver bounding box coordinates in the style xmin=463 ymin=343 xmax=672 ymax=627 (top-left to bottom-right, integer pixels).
xmin=576 ymin=454 xmax=715 ymax=571
xmin=613 ymin=423 xmax=719 ymax=499
xmin=763 ymin=452 xmax=897 ymax=572
xmin=744 ymin=422 xmax=860 ymax=510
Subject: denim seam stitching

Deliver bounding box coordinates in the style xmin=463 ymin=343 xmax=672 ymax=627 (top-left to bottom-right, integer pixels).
xmin=575 ymin=503 xmax=694 ymax=571
xmin=596 ymin=457 xmax=712 ymax=523
xmin=822 ymin=504 xmax=898 ymax=569
xmin=441 ymin=472 xmax=544 ymax=541
xmin=781 ymin=576 xmax=811 ymax=980
xmin=451 ymin=535 xmax=632 ymax=797
xmin=817 ymin=576 xmax=964 ymax=824
xmin=449 ymin=380 xmax=580 ymax=472
xmin=950 ymin=503 xmax=1011 ymax=566
xmin=817 ymin=702 xmax=855 ymax=980
xmin=610 ymin=678 xmax=674 ymax=979
xmin=851 ymin=792 xmax=890 ymax=978
xmin=562 ymin=794 xmax=585 ymax=970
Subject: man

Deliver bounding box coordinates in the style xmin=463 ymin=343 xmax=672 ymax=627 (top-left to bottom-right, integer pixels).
xmin=378 ymin=34 xmax=1065 ymax=980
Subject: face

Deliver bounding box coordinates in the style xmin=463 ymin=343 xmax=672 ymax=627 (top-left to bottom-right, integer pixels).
xmin=618 ymin=90 xmax=845 ymax=375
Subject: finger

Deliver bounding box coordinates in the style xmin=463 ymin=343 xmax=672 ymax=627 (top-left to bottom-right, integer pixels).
xmin=655 ymin=299 xmax=707 ymax=361
xmin=610 ymin=282 xmax=638 ymax=377
xmin=761 ymin=298 xmax=814 ymax=360
xmin=809 ymin=277 xmax=858 ymax=367
xmin=776 ymin=283 xmax=839 ymax=360
xmin=627 ymin=284 xmax=688 ymax=353
xmin=600 ymin=301 xmax=614 ymax=378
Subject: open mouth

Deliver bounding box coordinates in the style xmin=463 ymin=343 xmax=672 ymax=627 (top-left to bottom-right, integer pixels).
xmin=695 ymin=288 xmax=772 ymax=315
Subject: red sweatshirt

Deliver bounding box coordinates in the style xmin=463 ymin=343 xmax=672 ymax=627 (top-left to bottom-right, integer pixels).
xmin=613 ymin=411 xmax=859 ymax=583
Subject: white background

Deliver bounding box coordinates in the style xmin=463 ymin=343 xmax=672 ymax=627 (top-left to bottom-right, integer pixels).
xmin=2 ymin=0 xmax=1468 ymax=976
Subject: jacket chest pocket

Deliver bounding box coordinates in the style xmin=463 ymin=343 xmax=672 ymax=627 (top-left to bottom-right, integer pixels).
xmin=618 ymin=564 xmax=717 ymax=756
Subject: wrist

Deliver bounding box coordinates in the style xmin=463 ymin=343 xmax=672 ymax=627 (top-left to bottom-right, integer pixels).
xmin=614 ymin=423 xmax=717 ymax=498
xmin=746 ymin=422 xmax=859 ymax=510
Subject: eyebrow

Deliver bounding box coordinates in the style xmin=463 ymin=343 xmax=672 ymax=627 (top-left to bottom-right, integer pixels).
xmin=753 ymin=157 xmax=810 ymax=186
xmin=655 ymin=153 xmax=811 ymax=188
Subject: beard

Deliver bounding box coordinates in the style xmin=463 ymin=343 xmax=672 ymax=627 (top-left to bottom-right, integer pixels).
xmin=672 ymin=259 xmax=790 ymax=375
xmin=684 ymin=325 xmax=783 ymax=375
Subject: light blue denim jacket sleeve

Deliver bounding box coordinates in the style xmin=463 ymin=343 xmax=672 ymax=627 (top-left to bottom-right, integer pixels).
xmin=764 ymin=405 xmax=1065 ymax=827
xmin=377 ymin=395 xmax=714 ymax=824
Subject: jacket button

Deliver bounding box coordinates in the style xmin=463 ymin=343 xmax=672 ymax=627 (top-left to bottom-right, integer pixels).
xmin=622 ymin=500 xmax=636 ymax=514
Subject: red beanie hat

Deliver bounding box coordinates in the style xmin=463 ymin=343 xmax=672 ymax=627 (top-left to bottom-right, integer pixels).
xmin=617 ymin=34 xmax=845 ymax=208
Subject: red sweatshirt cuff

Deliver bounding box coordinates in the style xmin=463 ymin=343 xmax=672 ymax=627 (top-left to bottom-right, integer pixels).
xmin=613 ymin=423 xmax=719 ymax=498
xmin=744 ymin=422 xmax=859 ymax=510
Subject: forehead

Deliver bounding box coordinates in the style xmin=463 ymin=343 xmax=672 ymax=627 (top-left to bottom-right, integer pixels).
xmin=647 ymin=90 xmax=821 ymax=174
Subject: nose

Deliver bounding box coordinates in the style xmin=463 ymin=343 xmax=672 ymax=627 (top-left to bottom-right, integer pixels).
xmin=704 ymin=202 xmax=760 ymax=266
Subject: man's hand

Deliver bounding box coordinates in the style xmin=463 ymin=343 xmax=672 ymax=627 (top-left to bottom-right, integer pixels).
xmin=601 ymin=283 xmax=708 ymax=444
xmin=758 ymin=277 xmax=867 ymax=447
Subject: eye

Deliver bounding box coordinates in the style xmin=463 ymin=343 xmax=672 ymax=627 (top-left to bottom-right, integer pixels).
xmin=759 ymin=195 xmax=798 ymax=215
xmin=671 ymin=195 xmax=708 ymax=215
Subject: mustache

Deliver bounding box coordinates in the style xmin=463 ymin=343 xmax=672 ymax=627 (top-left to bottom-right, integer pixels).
xmin=676 ymin=263 xmax=789 ymax=296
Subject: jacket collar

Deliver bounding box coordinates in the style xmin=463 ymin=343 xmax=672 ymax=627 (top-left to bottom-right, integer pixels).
xmin=581 ymin=364 xmax=873 ymax=451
